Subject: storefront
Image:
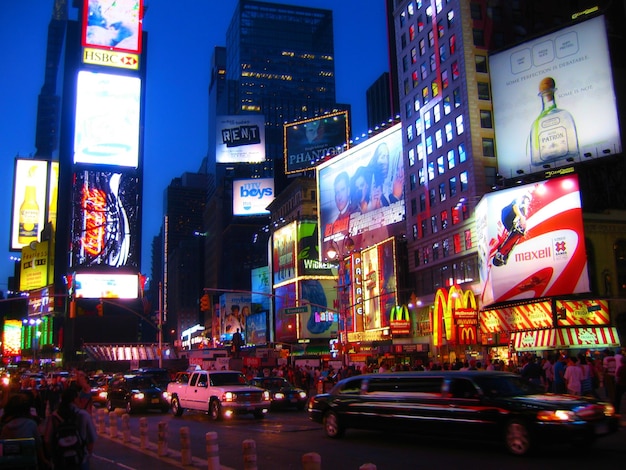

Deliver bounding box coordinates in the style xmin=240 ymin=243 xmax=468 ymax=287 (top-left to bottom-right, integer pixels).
xmin=511 ymin=326 xmax=620 ymax=353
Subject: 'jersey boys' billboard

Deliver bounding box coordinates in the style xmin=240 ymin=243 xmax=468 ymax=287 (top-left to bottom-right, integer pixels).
xmin=476 ymin=174 xmax=589 ymax=307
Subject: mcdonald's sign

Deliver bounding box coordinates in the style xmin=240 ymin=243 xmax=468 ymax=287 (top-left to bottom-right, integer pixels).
xmin=390 ymin=305 xmax=411 ymax=335
xmin=433 ymin=286 xmax=478 ymax=347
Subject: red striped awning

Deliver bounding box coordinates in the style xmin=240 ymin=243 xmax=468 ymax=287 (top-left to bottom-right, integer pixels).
xmin=512 ymin=329 xmax=557 ymax=351
xmin=557 ymin=327 xmax=620 ymax=348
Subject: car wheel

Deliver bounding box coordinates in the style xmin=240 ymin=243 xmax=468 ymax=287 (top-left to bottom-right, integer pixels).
xmin=125 ymin=401 xmax=133 ymax=415
xmin=505 ymin=419 xmax=531 ymax=456
xmin=323 ymin=411 xmax=344 ymax=438
xmin=209 ymin=400 xmax=222 ymax=421
xmin=171 ymin=397 xmax=183 ymax=417
xmin=106 ymin=399 xmax=115 ymax=412
xmin=253 ymin=409 xmax=265 ymax=419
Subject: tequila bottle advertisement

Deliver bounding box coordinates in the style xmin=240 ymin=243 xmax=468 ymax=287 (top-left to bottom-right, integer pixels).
xmin=70 ymin=170 xmax=140 ymax=268
xmin=489 ymin=15 xmax=621 ymax=178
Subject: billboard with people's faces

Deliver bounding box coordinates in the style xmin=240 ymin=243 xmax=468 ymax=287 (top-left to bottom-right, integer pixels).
xmin=489 ymin=15 xmax=621 ymax=178
xmin=284 ymin=111 xmax=349 ymax=174
xmin=475 ymin=174 xmax=589 ymax=307
xmin=316 ymin=123 xmax=405 ymax=259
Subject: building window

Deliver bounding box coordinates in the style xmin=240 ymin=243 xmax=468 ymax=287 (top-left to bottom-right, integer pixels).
xmin=407 ymin=124 xmax=415 ymax=142
xmin=432 ymin=241 xmax=440 ymax=260
xmin=402 ymin=55 xmax=409 ymax=72
xmin=439 ymin=182 xmax=446 ymax=201
xmin=437 ymin=21 xmax=444 ymax=38
xmin=420 ymin=193 xmax=426 ymax=211
xmin=419 ymin=167 xmax=425 ymax=185
xmin=430 ymin=53 xmax=437 ymax=72
xmin=408 ymin=1 xmax=415 ymax=17
xmin=408 ymin=147 xmax=416 ymax=166
xmin=447 ymin=10 xmax=455 ymax=27
xmin=414 ymin=249 xmax=420 ymax=267
xmin=417 ymin=142 xmax=425 ymax=161
xmin=443 ymin=95 xmax=451 ymax=114
xmin=475 ymin=55 xmax=488 ymax=73
xmin=434 ymin=104 xmax=441 ymax=123
xmin=441 ymin=210 xmax=449 ymax=230
xmin=482 ymin=138 xmax=495 ymax=157
xmin=458 ymin=142 xmax=466 ymax=162
xmin=410 ymin=173 xmax=417 ymax=190
xmin=431 ymin=80 xmax=439 ymax=97
xmin=426 ymin=136 xmax=433 ymax=155
xmin=421 ymin=62 xmax=428 ymax=79
xmin=435 ymin=129 xmax=443 ymax=149
xmin=452 ymin=205 xmax=461 ymax=225
xmin=413 ymin=224 xmax=418 ymax=241
xmin=414 ymin=95 xmax=421 ymax=113
xmin=442 ymin=70 xmax=449 ymax=89
xmin=453 ymin=88 xmax=461 ymax=107
xmin=422 ymin=86 xmax=430 ymax=105
xmin=423 ymin=247 xmax=429 ymax=265
xmin=464 ymin=229 xmax=472 ymax=249
xmin=428 ymin=29 xmax=435 ymax=47
xmin=449 ymin=34 xmax=456 ymax=54
xmin=445 ymin=122 xmax=453 ymax=142
xmin=480 ymin=110 xmax=493 ymax=128
xmin=400 ymin=10 xmax=406 ymax=27
xmin=411 ymin=198 xmax=418 ymax=216
xmin=421 ymin=219 xmax=428 ymax=238
xmin=419 ymin=38 xmax=426 ymax=56
xmin=409 ymin=24 xmax=416 ymax=41
xmin=449 ymin=176 xmax=457 ymax=196
xmin=478 ymin=82 xmax=490 ymax=100
xmin=429 ymin=187 xmax=436 ymax=206
xmin=428 ymin=162 xmax=435 ymax=181
xmin=470 ymin=3 xmax=482 ymax=20
xmin=404 ymin=78 xmax=410 ymax=95
xmin=439 ymin=44 xmax=447 ymax=62
xmin=405 ymin=100 xmax=413 ymax=119
xmin=437 ymin=155 xmax=445 ymax=174
xmin=460 ymin=171 xmax=468 ymax=191
xmin=417 ymin=15 xmax=424 ymax=32
xmin=473 ymin=28 xmax=485 ymax=46
xmin=412 ymin=71 xmax=419 ymax=89
xmin=453 ymin=233 xmax=462 ymax=253
xmin=411 ymin=47 xmax=418 ymax=64
xmin=452 ymin=61 xmax=460 ymax=80
xmin=424 ymin=110 xmax=432 ymax=129
xmin=455 ymin=114 xmax=464 ymax=135
xmin=442 ymin=238 xmax=450 ymax=257
xmin=401 ymin=33 xmax=407 ymax=49
xmin=485 ymin=166 xmax=497 ymax=188
xmin=447 ymin=149 xmax=455 ymax=169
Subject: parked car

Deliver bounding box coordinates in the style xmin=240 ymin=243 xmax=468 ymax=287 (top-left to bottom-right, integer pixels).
xmin=249 ymin=376 xmax=308 ymax=410
xmin=106 ymin=374 xmax=169 ymax=414
xmin=307 ymin=371 xmax=619 ymax=456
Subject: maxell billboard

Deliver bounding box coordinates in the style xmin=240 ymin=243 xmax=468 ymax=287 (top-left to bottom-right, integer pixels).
xmin=317 ymin=123 xmax=405 ymax=258
xmin=233 ymin=178 xmax=274 ymax=216
xmin=216 ymin=115 xmax=266 ymax=163
xmin=490 ymin=15 xmax=621 ymax=178
xmin=476 ymin=175 xmax=589 ymax=307
xmin=284 ymin=111 xmax=349 ymax=174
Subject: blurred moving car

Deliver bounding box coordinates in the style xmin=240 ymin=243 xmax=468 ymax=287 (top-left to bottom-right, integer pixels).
xmin=250 ymin=376 xmax=308 ymax=410
xmin=307 ymin=371 xmax=619 ymax=456
xmin=106 ymin=374 xmax=169 ymax=414
xmin=89 ymin=375 xmax=110 ymax=407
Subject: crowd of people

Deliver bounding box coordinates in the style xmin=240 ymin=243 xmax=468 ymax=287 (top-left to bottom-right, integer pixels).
xmin=0 ymin=369 xmax=97 ymax=469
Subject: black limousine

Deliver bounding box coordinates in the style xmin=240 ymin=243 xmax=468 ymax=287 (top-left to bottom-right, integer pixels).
xmin=307 ymin=371 xmax=619 ymax=456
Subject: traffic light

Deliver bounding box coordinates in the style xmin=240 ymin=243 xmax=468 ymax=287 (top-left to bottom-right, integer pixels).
xmin=200 ymin=293 xmax=210 ymax=312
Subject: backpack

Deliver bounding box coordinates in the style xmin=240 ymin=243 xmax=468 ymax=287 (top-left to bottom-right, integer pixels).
xmin=52 ymin=409 xmax=85 ymax=469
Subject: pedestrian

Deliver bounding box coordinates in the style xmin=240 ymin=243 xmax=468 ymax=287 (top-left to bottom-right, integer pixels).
xmin=553 ymin=354 xmax=567 ymax=393
xmin=542 ymin=356 xmax=555 ymax=392
xmin=614 ymin=356 xmax=626 ymax=413
xmin=602 ymin=349 xmax=617 ymax=402
xmin=44 ymin=384 xmax=97 ymax=470
xmin=0 ymin=392 xmax=50 ymax=469
xmin=564 ymin=356 xmax=583 ymax=396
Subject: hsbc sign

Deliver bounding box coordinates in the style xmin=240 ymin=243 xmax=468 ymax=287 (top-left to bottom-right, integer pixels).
xmin=83 ymin=48 xmax=140 ymax=70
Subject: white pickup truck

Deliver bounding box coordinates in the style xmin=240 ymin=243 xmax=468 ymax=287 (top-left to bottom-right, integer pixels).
xmin=166 ymin=370 xmax=271 ymax=420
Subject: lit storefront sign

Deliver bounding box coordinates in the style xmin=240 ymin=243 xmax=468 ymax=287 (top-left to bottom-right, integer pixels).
xmin=433 ymin=286 xmax=478 ymax=347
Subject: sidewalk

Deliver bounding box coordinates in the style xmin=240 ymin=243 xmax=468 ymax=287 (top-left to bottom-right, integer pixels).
xmin=91 ymin=424 xmax=235 ymax=470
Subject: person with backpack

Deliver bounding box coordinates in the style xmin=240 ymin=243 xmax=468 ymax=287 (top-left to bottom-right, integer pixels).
xmin=44 ymin=384 xmax=96 ymax=469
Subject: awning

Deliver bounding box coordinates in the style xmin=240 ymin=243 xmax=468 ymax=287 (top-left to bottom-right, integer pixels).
xmin=511 ymin=327 xmax=621 ymax=351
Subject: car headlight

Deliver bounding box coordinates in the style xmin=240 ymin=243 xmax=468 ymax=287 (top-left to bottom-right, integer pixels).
xmin=275 ymin=392 xmax=285 ymax=400
xmin=1 ymin=377 xmax=10 ymax=386
xmin=601 ymin=403 xmax=616 ymax=417
xmin=263 ymin=390 xmax=270 ymax=401
xmin=134 ymin=392 xmax=145 ymax=400
xmin=162 ymin=391 xmax=169 ymax=399
xmin=223 ymin=391 xmax=236 ymax=402
xmin=537 ymin=410 xmax=576 ymax=422
xmin=98 ymin=391 xmax=108 ymax=399
xmin=298 ymin=391 xmax=307 ymax=399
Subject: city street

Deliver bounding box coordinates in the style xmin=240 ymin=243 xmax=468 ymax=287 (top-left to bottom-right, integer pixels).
xmin=99 ymin=406 xmax=626 ymax=470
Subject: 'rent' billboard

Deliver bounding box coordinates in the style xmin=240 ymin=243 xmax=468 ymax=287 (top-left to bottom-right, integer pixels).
xmin=476 ymin=175 xmax=589 ymax=307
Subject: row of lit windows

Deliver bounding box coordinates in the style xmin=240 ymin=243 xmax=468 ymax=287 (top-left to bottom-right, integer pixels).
xmin=413 ymin=254 xmax=479 ymax=296
xmin=412 ymin=227 xmax=472 ymax=264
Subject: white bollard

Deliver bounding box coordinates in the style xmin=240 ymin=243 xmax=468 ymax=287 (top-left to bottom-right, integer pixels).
xmin=157 ymin=421 xmax=168 ymax=457
xmin=97 ymin=408 xmax=107 ymax=435
xmin=108 ymin=411 xmax=118 ymax=439
xmin=121 ymin=413 xmax=131 ymax=442
xmin=180 ymin=426 xmax=192 ymax=466
xmin=302 ymin=452 xmax=322 ymax=470
xmin=242 ymin=439 xmax=257 ymax=470
xmin=139 ymin=417 xmax=148 ymax=449
xmin=206 ymin=432 xmax=220 ymax=470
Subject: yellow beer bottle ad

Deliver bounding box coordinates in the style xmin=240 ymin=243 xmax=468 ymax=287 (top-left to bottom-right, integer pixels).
xmin=18 ymin=166 xmax=40 ymax=244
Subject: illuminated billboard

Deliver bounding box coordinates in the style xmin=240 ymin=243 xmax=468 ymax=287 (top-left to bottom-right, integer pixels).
xmin=11 ymin=159 xmax=50 ymax=251
xmin=476 ymin=175 xmax=589 ymax=307
xmin=317 ymin=123 xmax=405 ymax=258
xmin=299 ymin=279 xmax=338 ymax=339
xmin=297 ymin=222 xmax=335 ymax=277
xmin=219 ymin=293 xmax=251 ymax=343
xmin=81 ymin=0 xmax=143 ymax=54
xmin=361 ymin=239 xmax=397 ymax=330
xmin=74 ymin=272 xmax=139 ymax=299
xmin=74 ymin=71 xmax=141 ymax=168
xmin=215 ymin=115 xmax=266 ymax=163
xmin=20 ymin=241 xmax=50 ymax=291
xmin=284 ymin=111 xmax=349 ymax=174
xmin=273 ymin=223 xmax=297 ymax=284
xmin=233 ymin=178 xmax=274 ymax=216
xmin=70 ymin=170 xmax=140 ymax=269
xmin=490 ymin=15 xmax=621 ymax=178
xmin=2 ymin=320 xmax=22 ymax=357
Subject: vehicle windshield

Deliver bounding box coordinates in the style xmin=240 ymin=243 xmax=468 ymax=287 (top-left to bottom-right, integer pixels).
xmin=210 ymin=373 xmax=248 ymax=386
xmin=474 ymin=375 xmax=545 ymax=398
xmin=256 ymin=378 xmax=289 ymax=389
xmin=129 ymin=377 xmax=159 ymax=389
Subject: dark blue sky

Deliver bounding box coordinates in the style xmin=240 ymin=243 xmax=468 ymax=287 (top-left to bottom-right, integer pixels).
xmin=0 ymin=0 xmax=389 ymax=287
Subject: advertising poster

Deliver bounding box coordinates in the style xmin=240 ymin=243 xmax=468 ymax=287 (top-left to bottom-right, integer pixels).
xmin=284 ymin=111 xmax=349 ymax=174
xmin=317 ymin=124 xmax=405 ymax=259
xmin=81 ymin=0 xmax=143 ymax=54
xmin=274 ymin=283 xmax=297 ymax=343
xmin=219 ymin=293 xmax=251 ymax=343
xmin=74 ymin=273 xmax=139 ymax=299
xmin=360 ymin=239 xmax=397 ymax=331
xmin=297 ymin=221 xmax=335 ymax=277
xmin=11 ymin=159 xmax=50 ymax=251
xmin=74 ymin=71 xmax=141 ymax=168
xmin=215 ymin=115 xmax=266 ymax=163
xmin=299 ymin=279 xmax=338 ymax=339
xmin=251 ymin=266 xmax=271 ymax=313
xmin=490 ymin=15 xmax=621 ymax=178
xmin=70 ymin=170 xmax=140 ymax=269
xmin=232 ymin=178 xmax=274 ymax=216
xmin=20 ymin=241 xmax=49 ymax=291
xmin=246 ymin=311 xmax=268 ymax=345
xmin=273 ymin=223 xmax=296 ymax=284
xmin=2 ymin=320 xmax=22 ymax=357
xmin=476 ymin=175 xmax=589 ymax=307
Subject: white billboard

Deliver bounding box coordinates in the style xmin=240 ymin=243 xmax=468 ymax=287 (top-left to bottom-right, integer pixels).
xmin=490 ymin=15 xmax=621 ymax=178
xmin=216 ymin=115 xmax=266 ymax=163
xmin=74 ymin=70 xmax=141 ymax=168
xmin=233 ymin=178 xmax=274 ymax=216
xmin=74 ymin=272 xmax=139 ymax=299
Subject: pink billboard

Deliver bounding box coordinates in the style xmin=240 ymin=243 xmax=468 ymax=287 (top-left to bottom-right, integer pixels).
xmin=82 ymin=0 xmax=143 ymax=54
xmin=476 ymin=175 xmax=589 ymax=307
